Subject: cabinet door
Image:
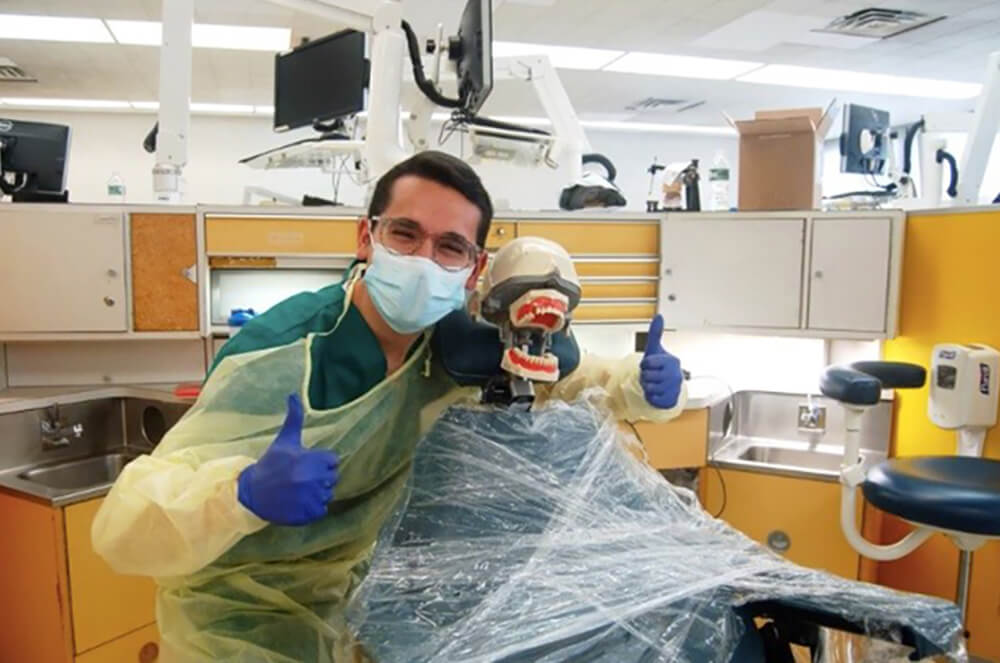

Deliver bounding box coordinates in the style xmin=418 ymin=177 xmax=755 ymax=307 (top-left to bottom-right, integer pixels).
xmin=0 ymin=210 xmax=127 ymax=332
xmin=131 ymin=213 xmax=199 ymax=331
xmin=702 ymin=468 xmax=860 ymax=579
xmin=75 ymin=624 xmax=159 ymax=663
xmin=660 ymin=218 xmax=805 ymax=329
xmin=65 ymin=498 xmax=157 ymax=653
xmin=808 ymin=217 xmax=892 ymax=333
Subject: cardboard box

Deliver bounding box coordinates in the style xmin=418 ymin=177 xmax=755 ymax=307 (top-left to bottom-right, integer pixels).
xmin=726 ymin=101 xmax=836 ymax=211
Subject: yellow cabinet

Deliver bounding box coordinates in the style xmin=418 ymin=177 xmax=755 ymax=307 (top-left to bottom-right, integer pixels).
xmin=0 ymin=492 xmax=157 ymax=663
xmin=485 ymin=221 xmax=516 ymax=250
xmin=516 ymin=221 xmax=658 ymax=255
xmin=702 ymin=469 xmax=861 ymax=579
xmin=65 ymin=498 xmax=157 ymax=654
xmin=131 ymin=213 xmax=199 ymax=331
xmin=625 ymin=409 xmax=708 ymax=470
xmin=75 ymin=624 xmax=160 ymax=663
xmin=206 ymin=215 xmax=358 ymax=255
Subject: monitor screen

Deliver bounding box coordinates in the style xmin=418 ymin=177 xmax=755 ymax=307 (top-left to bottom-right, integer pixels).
xmin=456 ymin=0 xmax=493 ymax=114
xmin=840 ymin=103 xmax=889 ymax=175
xmin=274 ymin=29 xmax=367 ymax=132
xmin=0 ymin=118 xmax=70 ymax=195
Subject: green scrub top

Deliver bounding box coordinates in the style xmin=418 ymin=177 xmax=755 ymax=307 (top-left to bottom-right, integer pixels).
xmin=210 ymin=281 xmax=388 ymax=410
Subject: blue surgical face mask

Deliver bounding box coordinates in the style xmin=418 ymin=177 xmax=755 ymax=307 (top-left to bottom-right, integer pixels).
xmin=363 ymin=242 xmax=473 ymax=334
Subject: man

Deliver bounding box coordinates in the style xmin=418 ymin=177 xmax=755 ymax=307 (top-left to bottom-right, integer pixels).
xmin=93 ymin=151 xmax=685 ymax=662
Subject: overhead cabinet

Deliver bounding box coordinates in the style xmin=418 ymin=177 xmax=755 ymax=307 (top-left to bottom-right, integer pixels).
xmin=658 ymin=212 xmax=904 ymax=338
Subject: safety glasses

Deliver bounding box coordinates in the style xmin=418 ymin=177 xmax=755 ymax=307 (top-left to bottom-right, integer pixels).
xmin=369 ymin=216 xmax=481 ymax=272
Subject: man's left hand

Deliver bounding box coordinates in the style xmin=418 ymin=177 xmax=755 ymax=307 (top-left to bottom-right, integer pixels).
xmin=640 ymin=314 xmax=683 ymax=409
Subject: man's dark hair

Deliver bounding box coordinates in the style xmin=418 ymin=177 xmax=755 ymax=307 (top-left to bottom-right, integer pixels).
xmin=367 ymin=150 xmax=493 ymax=247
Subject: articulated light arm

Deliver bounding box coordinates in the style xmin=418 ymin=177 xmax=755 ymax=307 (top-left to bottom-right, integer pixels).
xmin=957 ymin=50 xmax=1000 ymax=206
xmin=153 ymin=0 xmax=192 ymax=203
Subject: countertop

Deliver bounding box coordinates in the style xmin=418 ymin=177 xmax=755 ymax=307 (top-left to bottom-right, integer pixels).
xmin=0 ymin=384 xmax=186 ymax=415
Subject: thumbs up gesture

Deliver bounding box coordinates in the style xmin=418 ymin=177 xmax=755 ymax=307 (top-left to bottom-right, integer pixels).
xmin=237 ymin=394 xmax=339 ymax=526
xmin=639 ymin=315 xmax=683 ymax=409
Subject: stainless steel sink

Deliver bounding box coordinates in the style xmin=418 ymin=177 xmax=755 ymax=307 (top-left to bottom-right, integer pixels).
xmin=17 ymin=452 xmax=139 ymax=491
xmin=735 ymin=442 xmax=844 ymax=475
xmin=708 ymin=391 xmax=892 ymax=480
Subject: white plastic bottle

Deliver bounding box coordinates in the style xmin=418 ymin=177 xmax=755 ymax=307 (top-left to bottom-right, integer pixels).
xmin=709 ymin=152 xmax=730 ymax=211
xmin=107 ymin=171 xmax=126 ymax=202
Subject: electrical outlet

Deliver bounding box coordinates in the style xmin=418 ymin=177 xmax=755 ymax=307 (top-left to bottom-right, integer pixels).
xmin=797 ymin=404 xmax=827 ymax=432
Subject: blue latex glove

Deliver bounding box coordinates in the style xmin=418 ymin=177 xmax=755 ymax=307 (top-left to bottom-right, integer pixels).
xmin=640 ymin=314 xmax=683 ymax=409
xmin=237 ymin=394 xmax=339 ymax=526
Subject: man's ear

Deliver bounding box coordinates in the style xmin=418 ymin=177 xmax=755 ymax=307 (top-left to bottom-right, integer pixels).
xmin=466 ymin=250 xmax=489 ymax=290
xmin=356 ymin=218 xmax=373 ymax=261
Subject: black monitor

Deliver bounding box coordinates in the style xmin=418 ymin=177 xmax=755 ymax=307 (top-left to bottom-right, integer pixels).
xmin=0 ymin=118 xmax=70 ymax=202
xmin=273 ymin=29 xmax=368 ymax=132
xmin=454 ymin=0 xmax=493 ymax=114
xmin=840 ymin=104 xmax=890 ymax=175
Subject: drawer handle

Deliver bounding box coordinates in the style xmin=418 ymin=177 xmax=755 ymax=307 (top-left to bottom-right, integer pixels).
xmin=767 ymin=530 xmax=791 ymax=553
xmin=667 ymin=294 xmax=676 ymax=302
xmin=496 ymin=227 xmax=507 ymax=236
xmin=139 ymin=641 xmax=159 ymax=663
xmin=104 ymin=296 xmax=116 ymax=307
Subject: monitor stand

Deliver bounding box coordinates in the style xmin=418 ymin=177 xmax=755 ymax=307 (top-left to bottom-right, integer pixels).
xmin=11 ymin=189 xmax=69 ymax=203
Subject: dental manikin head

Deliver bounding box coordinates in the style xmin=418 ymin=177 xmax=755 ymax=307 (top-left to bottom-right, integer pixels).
xmin=479 ymin=237 xmax=581 ymax=383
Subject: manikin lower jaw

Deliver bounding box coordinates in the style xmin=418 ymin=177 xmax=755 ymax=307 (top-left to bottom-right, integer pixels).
xmin=500 ymin=289 xmax=570 ymax=383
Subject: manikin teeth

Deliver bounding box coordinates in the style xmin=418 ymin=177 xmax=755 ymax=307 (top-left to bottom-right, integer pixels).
xmin=509 ymin=289 xmax=569 ymax=332
xmin=502 ymin=347 xmax=559 ymax=383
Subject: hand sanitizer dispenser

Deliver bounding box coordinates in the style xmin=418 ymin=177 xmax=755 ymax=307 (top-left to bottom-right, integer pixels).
xmin=929 ymin=343 xmax=999 ymax=456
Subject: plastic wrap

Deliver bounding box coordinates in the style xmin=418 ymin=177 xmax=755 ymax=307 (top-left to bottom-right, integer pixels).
xmin=346 ymin=396 xmax=965 ymax=663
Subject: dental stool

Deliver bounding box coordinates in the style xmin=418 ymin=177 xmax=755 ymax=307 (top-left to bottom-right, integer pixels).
xmin=820 ymin=350 xmax=1000 ymax=632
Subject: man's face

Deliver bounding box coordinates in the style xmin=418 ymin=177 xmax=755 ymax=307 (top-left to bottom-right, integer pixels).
xmin=357 ymin=174 xmax=489 ymax=289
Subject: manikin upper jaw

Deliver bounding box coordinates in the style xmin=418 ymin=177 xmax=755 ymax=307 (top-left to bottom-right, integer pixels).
xmin=500 ymin=289 xmax=570 ymax=383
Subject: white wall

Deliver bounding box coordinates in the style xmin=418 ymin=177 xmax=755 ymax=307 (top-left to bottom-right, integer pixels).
xmin=0 ymin=109 xmax=737 ymax=212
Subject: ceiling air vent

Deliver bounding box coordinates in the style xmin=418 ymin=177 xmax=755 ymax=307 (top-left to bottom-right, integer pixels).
xmin=626 ymin=97 xmax=687 ymax=111
xmin=0 ymin=57 xmax=37 ymax=82
xmin=815 ymin=8 xmax=945 ymax=39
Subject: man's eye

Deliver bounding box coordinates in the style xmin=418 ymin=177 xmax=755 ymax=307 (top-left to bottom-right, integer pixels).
xmin=438 ymin=240 xmax=467 ymax=256
xmin=390 ymin=229 xmax=419 ymax=241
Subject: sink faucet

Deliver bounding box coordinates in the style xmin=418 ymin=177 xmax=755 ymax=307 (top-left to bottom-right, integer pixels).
xmin=40 ymin=405 xmax=84 ymax=449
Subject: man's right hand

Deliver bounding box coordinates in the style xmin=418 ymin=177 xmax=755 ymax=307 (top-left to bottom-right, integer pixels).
xmin=237 ymin=394 xmax=339 ymax=526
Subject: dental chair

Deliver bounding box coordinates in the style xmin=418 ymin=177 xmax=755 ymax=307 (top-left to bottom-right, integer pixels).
xmin=820 ymin=344 xmax=1000 ymax=634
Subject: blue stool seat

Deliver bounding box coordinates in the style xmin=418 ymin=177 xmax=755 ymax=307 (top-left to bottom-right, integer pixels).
xmin=863 ymin=457 xmax=1000 ymax=536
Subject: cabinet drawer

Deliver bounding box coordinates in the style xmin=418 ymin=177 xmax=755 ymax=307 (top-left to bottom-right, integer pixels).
xmin=131 ymin=213 xmax=199 ymax=331
xmin=485 ymin=221 xmax=516 ymax=250
xmin=517 ymin=221 xmax=658 ymax=255
xmin=206 ymin=216 xmax=357 ymax=254
xmin=581 ymin=281 xmax=657 ymax=300
xmin=65 ymin=498 xmax=157 ymax=653
xmin=75 ymin=623 xmax=159 ymax=663
xmin=575 ymin=261 xmax=659 ymax=278
xmin=702 ymin=469 xmax=860 ymax=579
xmin=574 ymin=302 xmax=657 ymax=322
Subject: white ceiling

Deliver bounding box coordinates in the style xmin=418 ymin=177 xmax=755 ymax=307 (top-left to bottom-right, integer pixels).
xmin=1 ymin=0 xmax=997 ymax=128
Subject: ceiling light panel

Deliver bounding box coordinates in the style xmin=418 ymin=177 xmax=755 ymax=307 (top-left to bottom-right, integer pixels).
xmin=0 ymin=97 xmax=129 ymax=109
xmin=0 ymin=14 xmax=113 ymax=43
xmin=738 ymin=64 xmax=982 ymax=99
xmin=190 ymin=103 xmax=255 ymax=114
xmin=493 ymin=41 xmax=624 ymax=70
xmin=604 ymin=52 xmax=763 ymax=79
xmin=106 ymin=20 xmax=290 ymax=51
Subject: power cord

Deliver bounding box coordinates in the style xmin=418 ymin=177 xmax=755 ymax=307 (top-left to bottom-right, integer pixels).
xmin=400 ymin=20 xmax=462 ymax=109
xmin=686 ymin=375 xmax=736 ymax=518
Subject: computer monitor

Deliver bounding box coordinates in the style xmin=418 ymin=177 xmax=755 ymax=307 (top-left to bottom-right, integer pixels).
xmin=0 ymin=118 xmax=70 ymax=202
xmin=454 ymin=0 xmax=493 ymax=114
xmin=840 ymin=104 xmax=890 ymax=175
xmin=273 ymin=29 xmax=368 ymax=132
